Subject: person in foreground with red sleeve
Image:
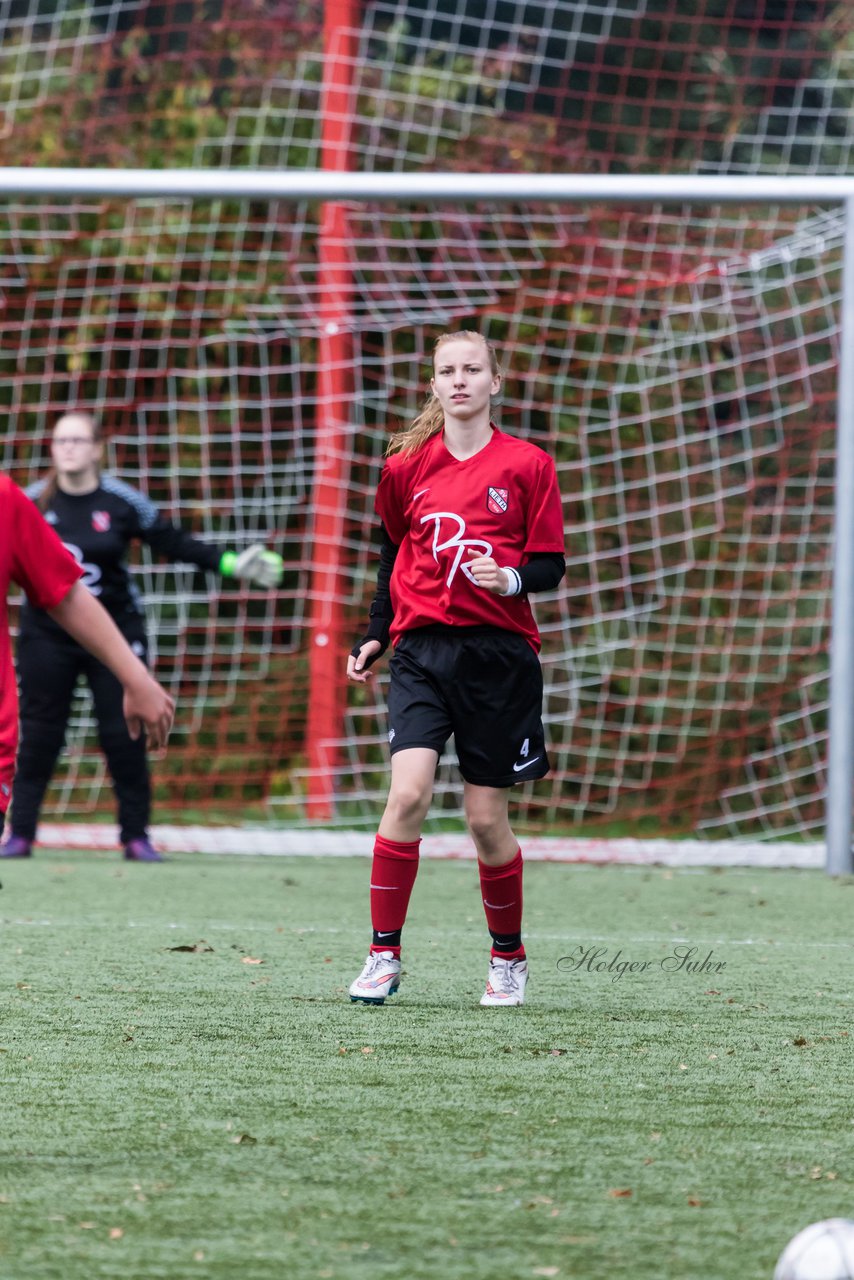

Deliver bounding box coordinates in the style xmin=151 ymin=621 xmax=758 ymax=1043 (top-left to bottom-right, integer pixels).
xmin=0 ymin=474 xmax=174 ymax=847
xmin=346 ymin=330 xmax=565 ymax=1008
xmin=4 ymin=411 xmax=280 ymax=862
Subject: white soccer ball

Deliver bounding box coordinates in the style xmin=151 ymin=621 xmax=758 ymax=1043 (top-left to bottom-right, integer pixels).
xmin=774 ymin=1219 xmax=854 ymax=1280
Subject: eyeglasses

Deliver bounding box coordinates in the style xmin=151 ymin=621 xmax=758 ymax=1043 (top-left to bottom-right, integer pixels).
xmin=53 ymin=436 xmax=95 ymax=447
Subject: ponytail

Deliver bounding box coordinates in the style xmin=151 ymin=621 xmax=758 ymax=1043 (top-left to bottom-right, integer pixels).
xmin=385 ymin=391 xmax=445 ymax=457
xmin=36 ymin=472 xmax=60 ymax=514
xmin=386 ymin=329 xmax=502 ymax=457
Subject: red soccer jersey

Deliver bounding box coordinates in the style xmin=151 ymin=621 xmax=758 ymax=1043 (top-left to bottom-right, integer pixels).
xmin=376 ymin=427 xmax=565 ymax=652
xmin=0 ymin=476 xmax=82 ymax=812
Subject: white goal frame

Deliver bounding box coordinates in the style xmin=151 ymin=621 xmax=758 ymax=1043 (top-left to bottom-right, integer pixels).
xmin=2 ymin=167 xmax=852 ymax=875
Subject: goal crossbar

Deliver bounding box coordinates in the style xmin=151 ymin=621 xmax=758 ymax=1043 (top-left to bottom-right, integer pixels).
xmin=2 ymin=169 xmax=854 ymax=203
xmin=3 ymin=167 xmax=852 ymax=875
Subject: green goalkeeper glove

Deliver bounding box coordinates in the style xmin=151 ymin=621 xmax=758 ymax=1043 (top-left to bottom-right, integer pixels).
xmin=220 ymin=545 xmax=284 ymax=588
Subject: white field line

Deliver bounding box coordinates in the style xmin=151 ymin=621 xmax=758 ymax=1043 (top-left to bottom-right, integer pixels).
xmin=5 ymin=919 xmax=854 ymax=951
xmin=30 ymin=824 xmax=827 ymax=869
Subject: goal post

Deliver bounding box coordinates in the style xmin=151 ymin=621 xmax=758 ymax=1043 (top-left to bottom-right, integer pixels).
xmin=1 ymin=167 xmax=852 ymax=873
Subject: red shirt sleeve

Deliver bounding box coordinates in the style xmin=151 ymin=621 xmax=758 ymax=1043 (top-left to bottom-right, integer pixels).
xmin=375 ymin=462 xmax=409 ymax=545
xmin=8 ymin=481 xmax=82 ymax=607
xmin=523 ymin=453 xmax=565 ymax=555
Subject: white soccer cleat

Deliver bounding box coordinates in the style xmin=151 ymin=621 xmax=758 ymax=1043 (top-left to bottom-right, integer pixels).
xmin=480 ymin=956 xmax=528 ymax=1007
xmin=349 ymin=950 xmax=401 ymax=1004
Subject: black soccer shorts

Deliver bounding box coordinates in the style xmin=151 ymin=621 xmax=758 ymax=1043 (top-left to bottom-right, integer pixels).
xmin=386 ymin=624 xmax=550 ymax=788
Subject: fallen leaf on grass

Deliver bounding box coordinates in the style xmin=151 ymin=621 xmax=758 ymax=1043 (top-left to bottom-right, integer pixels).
xmin=533 ymin=1269 xmax=560 ymax=1277
xmin=166 ymin=941 xmax=213 ymax=953
xmin=109 ymin=1227 xmax=124 ymax=1239
xmin=241 ymin=957 xmax=264 ymax=966
xmin=231 ymin=1133 xmax=258 ymax=1145
xmin=687 ymin=1197 xmax=704 ymax=1207
xmin=607 ymin=1188 xmax=632 ymax=1198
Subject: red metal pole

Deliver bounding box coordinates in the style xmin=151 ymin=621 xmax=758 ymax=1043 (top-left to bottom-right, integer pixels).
xmin=306 ymin=0 xmax=357 ymax=819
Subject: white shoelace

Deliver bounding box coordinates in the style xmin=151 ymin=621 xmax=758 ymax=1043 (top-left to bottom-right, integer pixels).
xmin=362 ymin=951 xmax=395 ymax=977
xmin=490 ymin=960 xmax=522 ymax=993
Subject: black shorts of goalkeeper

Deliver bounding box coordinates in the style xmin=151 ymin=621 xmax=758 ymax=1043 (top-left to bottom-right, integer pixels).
xmin=386 ymin=624 xmax=549 ymax=789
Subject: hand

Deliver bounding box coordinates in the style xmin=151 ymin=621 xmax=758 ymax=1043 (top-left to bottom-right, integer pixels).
xmin=347 ymin=640 xmax=382 ymax=683
xmin=233 ymin=545 xmax=284 ymax=588
xmin=466 ymin=553 xmax=511 ymax=595
xmin=123 ymin=672 xmax=175 ymax=750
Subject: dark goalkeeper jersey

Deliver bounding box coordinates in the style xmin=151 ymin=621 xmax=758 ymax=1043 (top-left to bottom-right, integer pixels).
xmin=22 ymin=475 xmax=221 ymax=631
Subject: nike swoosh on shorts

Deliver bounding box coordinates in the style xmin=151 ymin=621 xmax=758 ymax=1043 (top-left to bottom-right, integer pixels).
xmin=512 ymin=756 xmax=541 ymax=772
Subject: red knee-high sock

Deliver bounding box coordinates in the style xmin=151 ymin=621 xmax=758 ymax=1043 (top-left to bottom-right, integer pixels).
xmin=479 ymin=847 xmax=525 ymax=959
xmin=369 ymin=834 xmax=421 ymax=954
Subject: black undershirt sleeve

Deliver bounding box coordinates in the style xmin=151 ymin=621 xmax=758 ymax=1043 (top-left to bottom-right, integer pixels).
xmin=350 ymin=525 xmax=398 ymax=666
xmin=515 ymin=552 xmax=566 ymax=594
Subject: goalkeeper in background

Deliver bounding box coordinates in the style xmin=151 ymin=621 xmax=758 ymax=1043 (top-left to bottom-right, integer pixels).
xmin=0 ymin=471 xmax=174 ymax=844
xmin=346 ymin=331 xmax=565 ymax=1007
xmin=1 ymin=411 xmax=282 ymax=863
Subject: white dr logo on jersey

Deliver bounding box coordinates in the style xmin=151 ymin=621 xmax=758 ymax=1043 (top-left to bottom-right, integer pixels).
xmin=420 ymin=511 xmax=493 ymax=587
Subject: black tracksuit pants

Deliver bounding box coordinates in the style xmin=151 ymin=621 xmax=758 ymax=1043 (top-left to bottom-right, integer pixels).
xmin=12 ymin=615 xmax=151 ymax=844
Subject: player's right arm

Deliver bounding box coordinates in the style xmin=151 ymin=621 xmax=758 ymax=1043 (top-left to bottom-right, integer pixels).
xmin=347 ymin=524 xmax=398 ymax=684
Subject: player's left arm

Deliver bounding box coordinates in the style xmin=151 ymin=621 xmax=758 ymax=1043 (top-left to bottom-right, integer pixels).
xmin=139 ymin=506 xmax=284 ymax=588
xmin=47 ymin=583 xmax=175 ymax=748
xmin=469 ymin=451 xmax=565 ymax=596
xmin=466 ymin=551 xmax=566 ymax=596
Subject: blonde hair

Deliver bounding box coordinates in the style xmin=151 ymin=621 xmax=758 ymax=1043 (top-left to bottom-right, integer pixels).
xmin=386 ymin=330 xmax=502 ymax=456
xmin=38 ymin=412 xmax=102 ymax=512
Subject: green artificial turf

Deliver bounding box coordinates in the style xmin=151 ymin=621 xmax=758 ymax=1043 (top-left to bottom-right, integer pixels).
xmin=1 ymin=852 xmax=852 ymax=1280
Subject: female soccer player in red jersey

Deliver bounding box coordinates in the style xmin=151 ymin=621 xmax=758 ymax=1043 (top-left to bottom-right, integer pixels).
xmin=346 ymin=331 xmax=565 ymax=1007
xmin=0 ymin=473 xmax=174 ymax=844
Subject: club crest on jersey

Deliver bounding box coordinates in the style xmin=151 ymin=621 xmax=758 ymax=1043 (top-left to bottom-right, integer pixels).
xmin=92 ymin=510 xmax=111 ymax=533
xmin=487 ymin=486 xmax=509 ymax=515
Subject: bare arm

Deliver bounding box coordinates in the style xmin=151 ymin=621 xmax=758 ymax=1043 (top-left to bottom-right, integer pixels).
xmin=46 ymin=582 xmax=175 ymax=749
